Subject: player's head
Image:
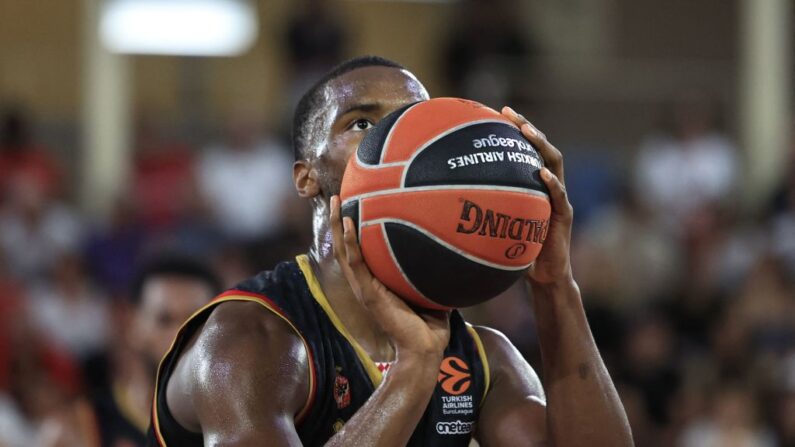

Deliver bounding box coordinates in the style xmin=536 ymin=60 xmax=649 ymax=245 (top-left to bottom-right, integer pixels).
xmin=130 ymin=255 xmax=223 ymax=368
xmin=292 ymin=56 xmax=429 ymax=205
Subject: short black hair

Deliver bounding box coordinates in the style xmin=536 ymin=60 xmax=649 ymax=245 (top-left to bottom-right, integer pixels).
xmin=292 ymin=55 xmax=407 ymax=161
xmin=130 ymin=254 xmax=223 ymax=305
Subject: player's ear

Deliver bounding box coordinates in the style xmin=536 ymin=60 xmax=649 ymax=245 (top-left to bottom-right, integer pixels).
xmin=294 ymin=160 xmax=320 ymax=198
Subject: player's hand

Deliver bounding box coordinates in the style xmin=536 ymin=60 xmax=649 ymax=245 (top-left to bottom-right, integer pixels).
xmin=502 ymin=107 xmax=574 ymax=286
xmin=330 ymin=196 xmax=451 ymax=360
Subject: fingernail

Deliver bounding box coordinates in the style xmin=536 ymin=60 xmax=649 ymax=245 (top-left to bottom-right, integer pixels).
xmin=522 ymin=123 xmax=537 ymax=137
xmin=505 ymin=106 xmax=517 ymax=116
xmin=540 ymin=167 xmax=551 ymax=180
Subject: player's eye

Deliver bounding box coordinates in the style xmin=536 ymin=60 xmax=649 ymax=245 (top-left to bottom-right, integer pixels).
xmin=349 ymin=118 xmax=374 ymax=132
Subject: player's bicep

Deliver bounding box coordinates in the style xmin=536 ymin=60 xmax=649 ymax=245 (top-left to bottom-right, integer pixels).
xmin=474 ymin=326 xmax=548 ymax=447
xmin=189 ymin=302 xmax=310 ymax=446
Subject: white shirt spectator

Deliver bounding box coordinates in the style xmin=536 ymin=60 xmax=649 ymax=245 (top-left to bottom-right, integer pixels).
xmin=635 ymin=132 xmax=738 ymax=230
xmin=28 ymin=281 xmax=109 ymax=359
xmin=679 ymin=419 xmax=776 ymax=447
xmin=0 ymin=393 xmax=36 ymax=447
xmin=198 ymin=138 xmax=294 ymax=240
xmin=0 ymin=203 xmax=83 ymax=280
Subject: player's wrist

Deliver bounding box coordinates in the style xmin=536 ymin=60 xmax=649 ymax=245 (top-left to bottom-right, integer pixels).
xmin=393 ymin=348 xmax=444 ymax=373
xmin=527 ymin=272 xmax=578 ymax=296
xmin=385 ymin=355 xmax=442 ymax=392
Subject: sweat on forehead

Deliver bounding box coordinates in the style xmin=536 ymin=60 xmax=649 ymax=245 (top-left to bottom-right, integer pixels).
xmin=314 ymin=68 xmax=427 ymax=155
xmin=292 ymin=57 xmax=428 ymax=161
xmin=326 ymin=66 xmax=428 ymax=108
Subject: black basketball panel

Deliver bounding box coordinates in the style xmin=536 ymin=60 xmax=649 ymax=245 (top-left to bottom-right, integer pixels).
xmin=383 ymin=222 xmax=525 ymax=308
xmin=341 ymin=200 xmax=360 ymax=228
xmin=356 ymin=102 xmax=419 ymax=165
xmin=404 ymin=122 xmax=548 ymax=194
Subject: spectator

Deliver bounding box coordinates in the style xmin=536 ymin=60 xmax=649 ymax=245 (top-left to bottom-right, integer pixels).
xmin=197 ymin=113 xmax=296 ymax=242
xmin=768 ymin=130 xmax=795 ymax=277
xmin=27 ymin=253 xmax=110 ymax=360
xmin=679 ymin=384 xmax=776 ymax=447
xmin=443 ymin=0 xmax=535 ymax=106
xmin=574 ymin=185 xmax=682 ymax=313
xmin=197 ymin=112 xmax=309 ymax=270
xmin=619 ymin=315 xmax=682 ymax=429
xmin=0 ymin=174 xmax=83 ymax=280
xmin=0 ymin=300 xmax=83 ymax=447
xmin=0 ymin=106 xmax=62 ymax=204
xmin=284 ymin=0 xmax=347 ymax=115
xmin=634 ymin=91 xmax=739 ymax=233
xmin=84 ymin=197 xmax=147 ymax=298
xmin=772 ymin=352 xmax=795 ymax=446
xmin=131 ymin=117 xmax=197 ymax=231
xmin=85 ymin=254 xmax=221 ymax=446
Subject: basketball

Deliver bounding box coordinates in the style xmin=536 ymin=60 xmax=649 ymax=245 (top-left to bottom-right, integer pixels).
xmin=340 ymin=98 xmax=551 ymax=310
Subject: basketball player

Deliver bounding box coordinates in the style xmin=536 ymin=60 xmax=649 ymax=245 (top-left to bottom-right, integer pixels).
xmin=147 ymin=56 xmax=633 ymax=446
xmin=90 ymin=255 xmax=221 ymax=446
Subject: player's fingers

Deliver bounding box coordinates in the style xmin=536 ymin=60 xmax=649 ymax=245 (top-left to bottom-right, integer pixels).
xmin=501 ymin=107 xmax=565 ymax=184
xmin=342 ymin=217 xmax=392 ymax=310
xmin=540 ymin=168 xmax=573 ymax=223
xmin=329 ymin=196 xmax=348 ymax=263
xmin=501 ymin=106 xmax=527 ymax=127
xmin=522 ymin=123 xmax=564 ymax=184
xmin=342 ymin=217 xmax=371 ymax=280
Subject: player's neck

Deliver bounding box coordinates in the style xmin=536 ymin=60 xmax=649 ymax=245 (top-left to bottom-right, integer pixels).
xmin=308 ymin=222 xmax=395 ymax=362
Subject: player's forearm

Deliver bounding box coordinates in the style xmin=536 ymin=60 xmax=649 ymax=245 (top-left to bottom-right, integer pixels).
xmin=324 ymin=356 xmax=438 ymax=447
xmin=530 ymin=277 xmax=633 ymax=447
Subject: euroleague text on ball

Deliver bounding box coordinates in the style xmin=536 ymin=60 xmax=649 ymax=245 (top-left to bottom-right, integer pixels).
xmin=446 ymin=134 xmax=543 ymax=170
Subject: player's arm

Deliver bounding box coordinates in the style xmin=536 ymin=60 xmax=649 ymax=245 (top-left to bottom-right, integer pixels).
xmin=477 ymin=108 xmax=633 ymax=447
xmin=325 ymin=345 xmax=444 ymax=447
xmin=165 ymin=301 xmax=309 ymax=446
xmin=473 ymin=326 xmax=548 ymax=446
xmin=323 ymin=196 xmax=452 ymax=447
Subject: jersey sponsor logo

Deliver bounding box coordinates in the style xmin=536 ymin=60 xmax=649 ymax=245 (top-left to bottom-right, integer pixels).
xmin=437 ymin=356 xmax=471 ymax=395
xmin=334 ymin=374 xmax=351 ymax=409
xmin=441 ymin=394 xmax=474 ymax=416
xmin=436 ymin=420 xmax=474 ymax=435
xmin=333 ymin=418 xmax=345 ymax=433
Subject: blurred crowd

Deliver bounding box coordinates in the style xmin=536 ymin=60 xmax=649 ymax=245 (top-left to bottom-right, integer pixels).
xmin=1 ymin=0 xmax=794 ymax=446
xmin=0 ymin=100 xmax=310 ymax=446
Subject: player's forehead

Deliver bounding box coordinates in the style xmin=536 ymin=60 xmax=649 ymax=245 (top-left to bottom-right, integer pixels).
xmin=325 ymin=66 xmax=429 ymax=120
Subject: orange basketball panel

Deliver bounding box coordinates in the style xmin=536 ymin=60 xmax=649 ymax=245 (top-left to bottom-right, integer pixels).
xmin=339 ymin=158 xmax=404 ymax=201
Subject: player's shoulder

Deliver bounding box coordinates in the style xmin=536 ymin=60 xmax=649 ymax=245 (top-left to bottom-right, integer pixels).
xmin=196 ymin=299 xmax=306 ymax=363
xmin=167 ymin=299 xmax=309 ymax=412
xmin=165 ymin=295 xmax=311 ymax=434
xmin=232 ymin=258 xmax=305 ymax=298
xmin=469 ymin=325 xmax=535 ymax=374
xmin=469 ymin=324 xmax=545 ymax=399
xmin=199 ymin=257 xmax=312 ymax=357
xmin=469 ymin=324 xmax=514 ymax=352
